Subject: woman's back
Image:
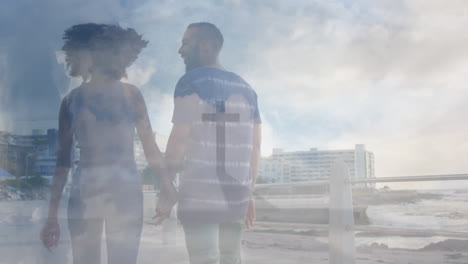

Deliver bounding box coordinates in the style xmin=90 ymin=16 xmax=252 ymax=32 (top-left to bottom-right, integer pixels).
xmin=66 ymin=81 xmax=138 ymax=167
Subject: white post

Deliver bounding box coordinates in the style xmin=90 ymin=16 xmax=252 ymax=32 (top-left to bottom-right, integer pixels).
xmin=329 ymin=160 xmax=355 ymax=264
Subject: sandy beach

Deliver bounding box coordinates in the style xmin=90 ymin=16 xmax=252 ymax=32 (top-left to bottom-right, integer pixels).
xmin=2 ymin=189 xmax=468 ymax=264
xmin=2 ymin=221 xmax=462 ymax=264
xmin=241 ymin=229 xmax=468 ymax=264
xmin=122 ymin=223 xmax=468 ymax=264
xmin=1 ymin=218 xmax=468 ymax=264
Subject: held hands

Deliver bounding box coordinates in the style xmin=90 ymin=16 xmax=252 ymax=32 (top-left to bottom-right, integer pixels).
xmin=40 ymin=218 xmax=60 ymax=251
xmin=153 ymin=179 xmax=178 ymax=225
xmin=245 ymin=198 xmax=256 ymax=229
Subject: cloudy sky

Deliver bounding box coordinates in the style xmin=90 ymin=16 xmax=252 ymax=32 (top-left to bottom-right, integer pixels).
xmin=2 ymin=0 xmax=468 ymax=183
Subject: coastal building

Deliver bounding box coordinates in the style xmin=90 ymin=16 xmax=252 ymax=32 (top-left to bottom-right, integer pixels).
xmin=0 ymin=168 xmax=15 ymax=181
xmin=259 ymin=144 xmax=375 ymax=188
xmin=31 ymin=129 xmax=58 ymax=176
xmin=1 ymin=129 xmax=60 ymax=177
xmin=0 ymin=132 xmax=33 ymax=176
xmin=1 ymin=128 xmax=169 ymax=177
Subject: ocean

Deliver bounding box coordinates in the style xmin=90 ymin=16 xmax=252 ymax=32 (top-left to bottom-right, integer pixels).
xmin=1 ymin=189 xmax=467 ymax=263
xmin=361 ymin=189 xmax=468 ymax=249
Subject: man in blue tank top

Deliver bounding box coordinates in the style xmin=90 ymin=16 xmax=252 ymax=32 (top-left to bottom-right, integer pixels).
xmin=165 ymin=22 xmax=262 ymax=264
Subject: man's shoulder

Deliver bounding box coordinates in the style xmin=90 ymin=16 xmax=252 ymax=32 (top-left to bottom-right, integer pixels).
xmin=181 ymin=67 xmax=252 ymax=88
xmin=175 ymin=67 xmax=217 ymax=97
xmin=175 ymin=67 xmax=258 ymax=102
xmin=178 ymin=67 xmax=241 ymax=82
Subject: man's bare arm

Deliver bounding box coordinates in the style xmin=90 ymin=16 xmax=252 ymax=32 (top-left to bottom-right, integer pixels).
xmin=250 ymin=124 xmax=262 ymax=194
xmin=165 ymin=123 xmax=191 ymax=180
xmin=245 ymin=123 xmax=261 ymax=229
xmin=128 ymin=85 xmax=177 ymax=223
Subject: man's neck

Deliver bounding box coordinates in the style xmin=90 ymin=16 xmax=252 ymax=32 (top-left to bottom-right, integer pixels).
xmin=189 ymin=61 xmax=226 ymax=72
xmin=206 ymin=62 xmax=226 ymax=71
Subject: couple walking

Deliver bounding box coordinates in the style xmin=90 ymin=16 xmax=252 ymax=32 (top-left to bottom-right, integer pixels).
xmin=40 ymin=22 xmax=261 ymax=264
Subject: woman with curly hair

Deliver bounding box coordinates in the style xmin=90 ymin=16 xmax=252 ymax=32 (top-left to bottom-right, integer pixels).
xmin=40 ymin=23 xmax=176 ymax=264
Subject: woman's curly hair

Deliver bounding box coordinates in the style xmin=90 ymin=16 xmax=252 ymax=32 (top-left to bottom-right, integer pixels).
xmin=62 ymin=23 xmax=148 ymax=79
xmin=62 ymin=23 xmax=106 ymax=52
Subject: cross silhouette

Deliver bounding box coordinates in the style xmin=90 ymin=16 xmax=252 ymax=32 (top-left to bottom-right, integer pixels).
xmin=202 ymin=101 xmax=240 ymax=177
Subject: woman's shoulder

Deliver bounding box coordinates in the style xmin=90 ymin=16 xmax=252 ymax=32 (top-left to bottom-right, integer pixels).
xmin=120 ymin=82 xmax=141 ymax=97
xmin=62 ymin=84 xmax=86 ymax=104
xmin=121 ymin=81 xmax=142 ymax=95
xmin=120 ymin=81 xmax=142 ymax=100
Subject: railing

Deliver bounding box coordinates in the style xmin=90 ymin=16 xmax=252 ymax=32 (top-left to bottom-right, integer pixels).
xmin=3 ymin=164 xmax=468 ymax=263
xmin=255 ymin=161 xmax=468 ymax=264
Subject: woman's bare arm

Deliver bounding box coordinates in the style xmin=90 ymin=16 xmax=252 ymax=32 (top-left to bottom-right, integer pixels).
xmin=47 ymin=97 xmax=73 ymax=220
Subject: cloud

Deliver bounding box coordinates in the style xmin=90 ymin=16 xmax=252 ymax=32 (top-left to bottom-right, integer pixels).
xmin=4 ymin=0 xmax=468 ymax=181
xmin=219 ymin=1 xmax=468 ymax=180
xmin=120 ymin=0 xmax=468 ymax=180
xmin=142 ymin=88 xmax=174 ymax=137
xmin=125 ymin=59 xmax=158 ymax=87
xmin=0 ymin=0 xmax=142 ymax=133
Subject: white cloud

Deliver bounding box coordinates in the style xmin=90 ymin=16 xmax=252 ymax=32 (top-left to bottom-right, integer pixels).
xmin=143 ymin=88 xmax=174 ymax=138
xmin=220 ymin=1 xmax=468 ymax=180
xmin=17 ymin=0 xmax=465 ymax=180
xmin=125 ymin=59 xmax=158 ymax=87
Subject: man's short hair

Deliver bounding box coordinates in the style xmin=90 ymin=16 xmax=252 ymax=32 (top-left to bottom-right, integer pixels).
xmin=188 ymin=22 xmax=224 ymax=53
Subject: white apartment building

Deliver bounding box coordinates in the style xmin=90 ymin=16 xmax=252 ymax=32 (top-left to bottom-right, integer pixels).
xmin=259 ymin=144 xmax=375 ymax=188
